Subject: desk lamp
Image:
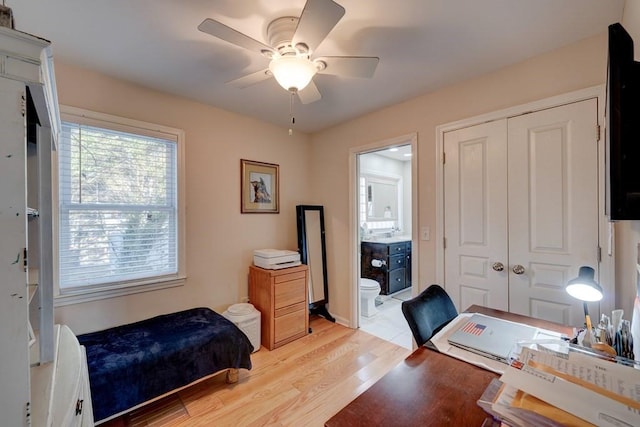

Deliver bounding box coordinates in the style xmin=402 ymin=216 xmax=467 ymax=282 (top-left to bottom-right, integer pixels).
xmin=566 ymin=266 xmax=603 ymax=348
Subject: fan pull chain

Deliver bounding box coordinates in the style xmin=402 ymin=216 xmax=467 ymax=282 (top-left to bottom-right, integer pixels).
xmin=289 ymin=90 xmax=295 ymax=136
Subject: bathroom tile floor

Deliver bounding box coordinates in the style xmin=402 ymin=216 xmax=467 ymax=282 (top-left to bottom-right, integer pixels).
xmin=359 ymin=294 xmax=414 ymax=350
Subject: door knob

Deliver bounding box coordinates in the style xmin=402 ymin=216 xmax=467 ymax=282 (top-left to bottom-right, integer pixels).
xmin=492 ymin=262 xmax=504 ymax=272
xmin=512 ymin=264 xmax=525 ymax=275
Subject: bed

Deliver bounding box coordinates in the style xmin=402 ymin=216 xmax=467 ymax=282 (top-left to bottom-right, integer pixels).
xmin=76 ymin=307 xmax=254 ymax=423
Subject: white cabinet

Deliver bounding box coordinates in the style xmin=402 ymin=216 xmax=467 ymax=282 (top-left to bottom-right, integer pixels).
xmin=31 ymin=325 xmax=94 ymax=426
xmin=0 ymin=25 xmax=91 ymax=427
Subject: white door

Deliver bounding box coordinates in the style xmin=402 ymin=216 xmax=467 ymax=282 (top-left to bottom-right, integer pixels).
xmin=508 ymin=99 xmax=599 ymax=325
xmin=444 ymin=99 xmax=599 ymax=326
xmin=444 ymin=119 xmax=509 ymax=311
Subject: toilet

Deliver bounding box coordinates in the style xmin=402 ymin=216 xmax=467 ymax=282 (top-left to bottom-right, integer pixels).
xmin=360 ymin=278 xmax=381 ymax=317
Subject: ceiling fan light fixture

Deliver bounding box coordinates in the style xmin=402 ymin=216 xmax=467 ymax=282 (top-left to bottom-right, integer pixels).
xmin=269 ymin=56 xmax=317 ymax=92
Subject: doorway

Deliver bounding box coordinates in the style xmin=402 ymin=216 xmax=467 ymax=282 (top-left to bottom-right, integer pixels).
xmin=350 ymin=133 xmax=418 ymax=349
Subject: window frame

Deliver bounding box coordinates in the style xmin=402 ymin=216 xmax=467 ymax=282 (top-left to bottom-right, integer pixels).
xmin=53 ymin=106 xmax=186 ymax=306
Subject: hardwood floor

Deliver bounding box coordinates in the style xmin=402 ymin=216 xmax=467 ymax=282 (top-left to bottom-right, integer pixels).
xmin=101 ymin=316 xmax=411 ymax=427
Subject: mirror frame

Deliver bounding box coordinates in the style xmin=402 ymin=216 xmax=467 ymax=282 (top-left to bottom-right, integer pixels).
xmin=296 ymin=205 xmax=335 ymax=322
xmin=361 ymin=172 xmax=403 ymax=223
xmin=365 ymin=175 xmax=399 ymax=220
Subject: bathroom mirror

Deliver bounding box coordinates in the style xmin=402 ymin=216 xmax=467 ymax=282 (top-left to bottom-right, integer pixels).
xmin=296 ymin=205 xmax=335 ymax=322
xmin=363 ymin=175 xmax=400 ymax=221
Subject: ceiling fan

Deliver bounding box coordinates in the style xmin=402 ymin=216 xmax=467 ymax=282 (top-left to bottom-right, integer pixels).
xmin=197 ymin=0 xmax=379 ymax=105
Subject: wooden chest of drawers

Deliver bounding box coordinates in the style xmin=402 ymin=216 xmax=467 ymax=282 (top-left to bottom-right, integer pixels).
xmin=248 ymin=265 xmax=309 ymax=350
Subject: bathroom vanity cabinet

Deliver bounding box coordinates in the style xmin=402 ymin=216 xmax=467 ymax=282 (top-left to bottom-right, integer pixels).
xmin=361 ymin=240 xmax=411 ymax=295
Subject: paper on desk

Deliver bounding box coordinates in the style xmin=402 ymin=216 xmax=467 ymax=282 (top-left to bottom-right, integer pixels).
xmin=518 ymin=346 xmax=640 ymax=404
xmin=495 ymin=382 xmax=593 ymax=427
xmin=500 ymin=347 xmax=640 ymax=426
xmin=429 ymin=313 xmax=565 ymax=375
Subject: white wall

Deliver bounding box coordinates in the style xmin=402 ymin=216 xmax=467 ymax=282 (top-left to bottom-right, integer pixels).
xmin=53 ymin=62 xmax=313 ymax=334
xmin=402 ymin=160 xmax=412 ymax=236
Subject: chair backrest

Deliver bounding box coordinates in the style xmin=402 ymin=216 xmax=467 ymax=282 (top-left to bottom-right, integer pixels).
xmin=401 ymin=285 xmax=458 ymax=347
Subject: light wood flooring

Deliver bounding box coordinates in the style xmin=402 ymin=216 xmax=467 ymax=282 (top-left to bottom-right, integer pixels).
xmin=101 ymin=316 xmax=411 ymax=427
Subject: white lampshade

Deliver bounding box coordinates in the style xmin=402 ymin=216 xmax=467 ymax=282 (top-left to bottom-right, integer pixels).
xmin=269 ymin=56 xmax=317 ymax=92
xmin=566 ymin=266 xmax=603 ymax=302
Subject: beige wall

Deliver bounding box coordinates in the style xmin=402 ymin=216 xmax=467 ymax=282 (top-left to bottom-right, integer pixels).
xmin=311 ymin=33 xmax=611 ymax=321
xmin=56 ymin=17 xmax=640 ymax=332
xmin=53 ymin=62 xmax=313 ymax=334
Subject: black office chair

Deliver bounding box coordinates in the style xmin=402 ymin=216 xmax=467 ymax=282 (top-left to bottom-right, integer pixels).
xmin=401 ymin=284 xmax=458 ymax=347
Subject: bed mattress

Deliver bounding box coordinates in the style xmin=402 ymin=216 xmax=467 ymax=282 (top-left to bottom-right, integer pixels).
xmin=77 ymin=307 xmax=253 ymax=422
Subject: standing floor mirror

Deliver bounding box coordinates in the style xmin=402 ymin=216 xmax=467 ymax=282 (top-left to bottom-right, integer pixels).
xmin=296 ymin=205 xmax=335 ymax=322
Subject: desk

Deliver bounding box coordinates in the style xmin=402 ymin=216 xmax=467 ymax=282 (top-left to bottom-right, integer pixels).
xmin=325 ymin=305 xmax=573 ymax=426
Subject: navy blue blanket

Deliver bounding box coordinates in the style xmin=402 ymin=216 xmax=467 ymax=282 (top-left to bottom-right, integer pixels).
xmin=77 ymin=307 xmax=253 ymax=422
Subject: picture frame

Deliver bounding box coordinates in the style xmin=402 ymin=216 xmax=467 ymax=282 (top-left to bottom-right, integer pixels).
xmin=241 ymin=159 xmax=279 ymax=213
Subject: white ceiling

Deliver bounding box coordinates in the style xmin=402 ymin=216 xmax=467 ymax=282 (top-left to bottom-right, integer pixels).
xmin=10 ymin=0 xmax=625 ymax=133
xmin=374 ymin=144 xmax=412 ymax=162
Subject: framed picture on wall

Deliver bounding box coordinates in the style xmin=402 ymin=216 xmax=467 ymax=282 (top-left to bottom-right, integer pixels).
xmin=241 ymin=159 xmax=279 ymax=213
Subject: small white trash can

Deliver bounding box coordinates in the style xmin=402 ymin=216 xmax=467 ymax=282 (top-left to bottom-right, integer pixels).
xmin=223 ymin=303 xmax=261 ymax=352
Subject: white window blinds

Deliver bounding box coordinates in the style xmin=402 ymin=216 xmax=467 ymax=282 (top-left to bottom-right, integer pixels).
xmin=58 ymin=120 xmax=178 ymax=289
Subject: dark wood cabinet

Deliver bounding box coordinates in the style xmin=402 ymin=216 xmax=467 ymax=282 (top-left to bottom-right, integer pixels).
xmin=361 ymin=240 xmax=411 ymax=295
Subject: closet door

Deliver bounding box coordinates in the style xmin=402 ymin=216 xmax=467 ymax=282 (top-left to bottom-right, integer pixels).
xmin=443 ymin=120 xmax=509 ymax=311
xmin=444 ymin=98 xmax=599 ymax=326
xmin=507 ymin=99 xmax=599 ymax=326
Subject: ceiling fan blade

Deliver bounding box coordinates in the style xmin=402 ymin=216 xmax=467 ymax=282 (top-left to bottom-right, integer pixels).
xmin=198 ymin=18 xmax=274 ymax=54
xmin=227 ymin=69 xmax=272 ymax=88
xmin=297 ymin=80 xmax=322 ymax=104
xmin=292 ymin=0 xmax=345 ymax=54
xmin=316 ymin=56 xmax=379 ymax=78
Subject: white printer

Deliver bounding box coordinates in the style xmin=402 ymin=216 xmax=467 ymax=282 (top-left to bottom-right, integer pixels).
xmin=253 ymin=249 xmax=301 ymax=270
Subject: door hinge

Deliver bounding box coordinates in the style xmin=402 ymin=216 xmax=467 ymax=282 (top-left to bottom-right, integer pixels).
xmin=25 ymin=401 xmax=31 ymax=426
xmin=23 ymin=248 xmax=27 ymax=272
xmin=596 ymin=124 xmax=601 ymax=142
xmin=443 ymin=237 xmax=447 ymax=249
xmin=75 ymin=399 xmax=84 ymax=416
xmin=442 ymin=152 xmax=446 ymax=164
xmin=597 ymin=246 xmax=602 ymax=263
xmin=20 ymin=92 xmax=26 ymax=117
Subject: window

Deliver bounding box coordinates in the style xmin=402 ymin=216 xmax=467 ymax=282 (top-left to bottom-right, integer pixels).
xmin=55 ymin=107 xmax=185 ymax=304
